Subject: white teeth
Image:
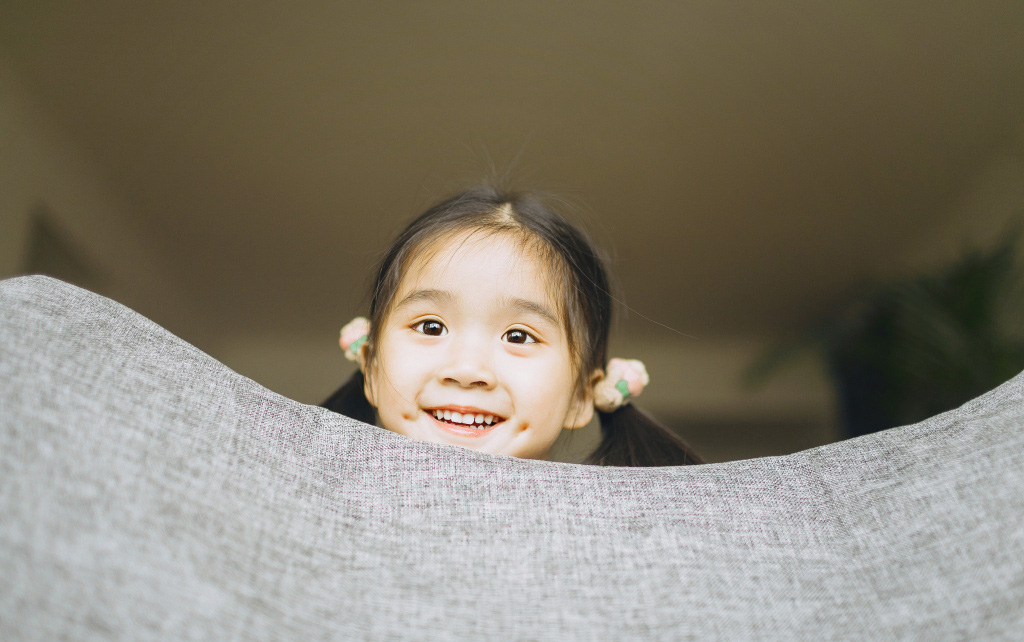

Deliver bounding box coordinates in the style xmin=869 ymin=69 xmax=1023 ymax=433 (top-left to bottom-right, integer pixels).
xmin=431 ymin=409 xmax=502 ymax=426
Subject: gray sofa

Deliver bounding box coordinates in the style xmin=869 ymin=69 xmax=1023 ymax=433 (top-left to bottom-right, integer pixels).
xmin=2 ymin=275 xmax=1022 ymax=641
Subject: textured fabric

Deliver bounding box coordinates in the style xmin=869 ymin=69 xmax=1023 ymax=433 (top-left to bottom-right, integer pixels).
xmin=2 ymin=275 xmax=1022 ymax=641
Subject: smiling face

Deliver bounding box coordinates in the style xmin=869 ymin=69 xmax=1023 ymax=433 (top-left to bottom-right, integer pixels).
xmin=364 ymin=230 xmax=593 ymax=460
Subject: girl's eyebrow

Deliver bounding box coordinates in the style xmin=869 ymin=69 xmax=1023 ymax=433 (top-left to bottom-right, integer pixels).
xmin=394 ymin=289 xmax=454 ymax=311
xmin=498 ymin=296 xmax=560 ymax=328
xmin=395 ymin=289 xmax=559 ymax=327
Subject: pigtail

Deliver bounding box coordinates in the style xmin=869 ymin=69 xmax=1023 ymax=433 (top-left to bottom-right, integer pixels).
xmin=581 ymin=405 xmax=704 ymax=467
xmin=321 ymin=370 xmax=377 ymax=426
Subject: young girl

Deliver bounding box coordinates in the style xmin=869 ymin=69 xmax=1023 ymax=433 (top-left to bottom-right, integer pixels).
xmin=321 ymin=186 xmax=703 ymax=467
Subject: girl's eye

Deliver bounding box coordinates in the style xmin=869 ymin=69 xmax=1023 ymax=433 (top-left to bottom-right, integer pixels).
xmin=413 ymin=320 xmax=448 ymax=336
xmin=503 ymin=329 xmax=537 ymax=345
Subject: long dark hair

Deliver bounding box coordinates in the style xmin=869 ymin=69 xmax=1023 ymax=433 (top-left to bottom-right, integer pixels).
xmin=321 ymin=186 xmax=703 ymax=467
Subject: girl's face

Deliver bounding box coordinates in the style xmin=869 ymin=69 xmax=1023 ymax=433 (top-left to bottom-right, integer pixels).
xmin=364 ymin=230 xmax=593 ymax=460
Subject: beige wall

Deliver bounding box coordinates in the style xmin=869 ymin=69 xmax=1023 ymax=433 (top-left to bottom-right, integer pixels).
xmin=0 ymin=59 xmax=208 ymax=347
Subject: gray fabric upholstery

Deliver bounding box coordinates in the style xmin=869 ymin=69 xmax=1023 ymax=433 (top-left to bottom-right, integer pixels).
xmin=2 ymin=274 xmax=1022 ymax=641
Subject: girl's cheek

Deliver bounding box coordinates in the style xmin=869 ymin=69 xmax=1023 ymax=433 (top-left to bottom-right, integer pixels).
xmin=506 ymin=358 xmax=560 ymax=392
xmin=398 ymin=341 xmax=444 ymax=380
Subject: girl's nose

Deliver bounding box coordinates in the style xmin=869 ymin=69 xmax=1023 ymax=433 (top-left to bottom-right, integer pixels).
xmin=438 ymin=335 xmax=496 ymax=389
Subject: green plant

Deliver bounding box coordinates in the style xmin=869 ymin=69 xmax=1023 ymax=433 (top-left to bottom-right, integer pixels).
xmin=745 ymin=226 xmax=1024 ymax=437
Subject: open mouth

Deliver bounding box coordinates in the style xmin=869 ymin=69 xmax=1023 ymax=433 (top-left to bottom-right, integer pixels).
xmin=427 ymin=408 xmax=506 ymax=430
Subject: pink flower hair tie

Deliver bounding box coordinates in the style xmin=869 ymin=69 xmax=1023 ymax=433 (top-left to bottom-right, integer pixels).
xmin=593 ymin=358 xmax=649 ymax=413
xmin=339 ymin=317 xmax=370 ymax=368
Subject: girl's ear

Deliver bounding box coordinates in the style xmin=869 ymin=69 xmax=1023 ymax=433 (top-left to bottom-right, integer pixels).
xmin=564 ymin=368 xmax=603 ymax=430
xmin=363 ymin=362 xmax=378 ymax=408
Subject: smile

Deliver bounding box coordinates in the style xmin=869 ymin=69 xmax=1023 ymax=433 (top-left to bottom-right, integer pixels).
xmin=426 ymin=406 xmax=506 ymax=436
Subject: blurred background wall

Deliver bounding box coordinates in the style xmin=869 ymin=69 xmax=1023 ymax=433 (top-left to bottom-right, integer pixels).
xmin=2 ymin=2 xmax=1023 ymax=463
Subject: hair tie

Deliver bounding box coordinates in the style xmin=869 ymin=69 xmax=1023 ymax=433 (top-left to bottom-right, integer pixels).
xmin=339 ymin=317 xmax=370 ymax=368
xmin=593 ymin=358 xmax=649 ymax=413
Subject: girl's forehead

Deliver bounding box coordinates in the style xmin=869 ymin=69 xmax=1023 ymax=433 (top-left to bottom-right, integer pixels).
xmin=397 ymin=230 xmax=562 ymax=311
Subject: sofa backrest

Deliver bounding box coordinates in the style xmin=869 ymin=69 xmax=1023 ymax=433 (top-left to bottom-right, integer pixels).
xmin=2 ymin=275 xmax=1022 ymax=641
